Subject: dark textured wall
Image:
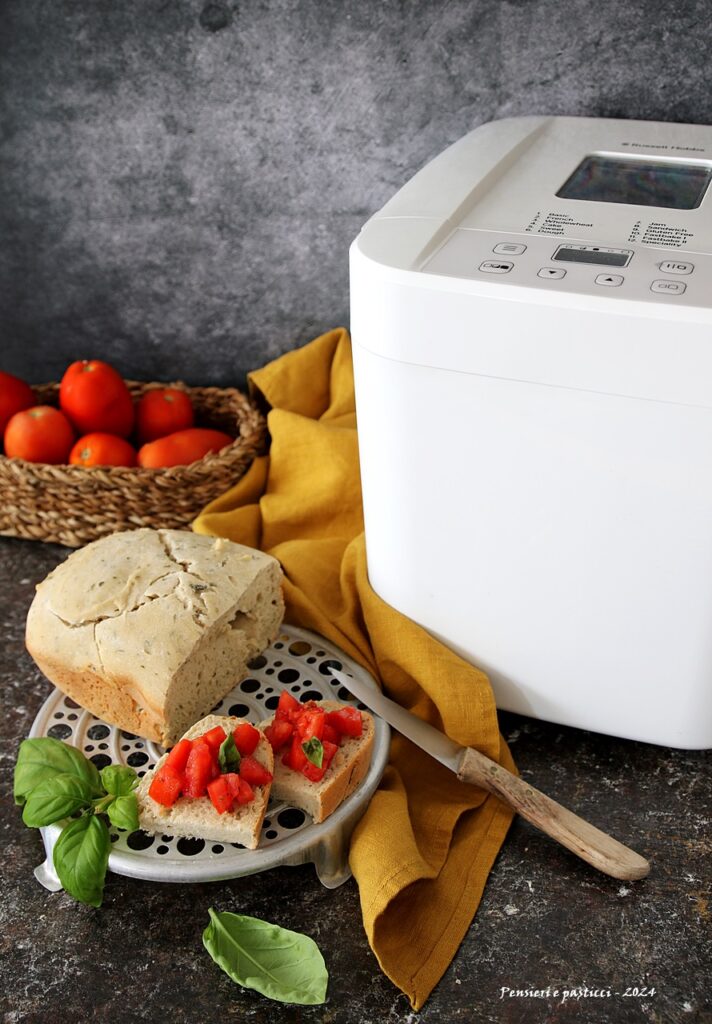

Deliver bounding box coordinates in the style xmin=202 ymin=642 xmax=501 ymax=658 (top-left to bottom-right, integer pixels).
xmin=1 ymin=0 xmax=711 ymax=387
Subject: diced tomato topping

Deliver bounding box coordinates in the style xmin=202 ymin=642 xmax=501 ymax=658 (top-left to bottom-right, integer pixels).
xmin=233 ymin=722 xmax=260 ymax=756
xmin=239 ymin=756 xmax=273 ymax=787
xmin=226 ymin=771 xmax=254 ymax=805
xmin=282 ymin=734 xmax=309 ymax=772
xmin=201 ymin=726 xmax=228 ymax=753
xmin=148 ymin=766 xmax=182 ymax=807
xmin=276 ymin=690 xmax=301 ymax=722
xmin=326 ymin=707 xmax=363 ymax=738
xmin=321 ymin=739 xmax=338 ymax=768
xmin=236 ymin=776 xmax=254 ymax=804
xmin=296 ymin=707 xmax=325 ymax=741
xmin=183 ymin=739 xmax=214 ymax=798
xmin=264 ymin=718 xmax=293 ymax=752
xmin=321 ymin=722 xmax=340 ymax=746
xmin=165 ymin=738 xmax=193 ymax=773
xmin=207 ymin=775 xmax=233 ymax=814
xmin=224 ymin=772 xmax=241 ymax=801
xmin=301 ymin=760 xmax=327 ymax=783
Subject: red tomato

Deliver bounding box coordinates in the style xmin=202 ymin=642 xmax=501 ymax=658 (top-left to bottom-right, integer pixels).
xmin=183 ymin=739 xmax=213 ymax=798
xmin=225 ymin=772 xmax=254 ymax=805
xmin=59 ymin=360 xmax=134 ymax=438
xmin=207 ymin=776 xmax=233 ymax=815
xmin=69 ymin=432 xmax=137 ymax=468
xmin=137 ymin=428 xmax=234 ymax=469
xmin=233 ymin=722 xmax=260 ymax=756
xmin=321 ymin=739 xmax=338 ymax=768
xmin=165 ymin=738 xmax=193 ymax=774
xmin=201 ymin=726 xmax=227 ymax=753
xmin=282 ymin=734 xmax=309 ymax=773
xmin=264 ymin=719 xmax=293 ymax=752
xmin=136 ymin=388 xmax=194 ymax=444
xmin=296 ymin=707 xmax=325 ymax=742
xmin=275 ymin=690 xmax=301 ymax=722
xmin=300 ymin=759 xmax=327 ymax=783
xmin=0 ymin=371 xmax=34 ymax=435
xmin=326 ymin=707 xmax=363 ymax=738
xmin=238 ymin=756 xmax=273 ymax=788
xmin=4 ymin=406 xmax=75 ymax=463
xmin=322 ymin=722 xmax=341 ymax=746
xmin=148 ymin=766 xmax=182 ymax=807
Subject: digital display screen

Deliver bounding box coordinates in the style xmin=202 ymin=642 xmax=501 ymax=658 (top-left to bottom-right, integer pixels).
xmin=556 ymin=155 xmax=712 ymax=210
xmin=553 ymin=247 xmax=629 ymax=267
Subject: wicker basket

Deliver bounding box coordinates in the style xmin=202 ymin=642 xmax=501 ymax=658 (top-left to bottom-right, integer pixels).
xmin=0 ymin=379 xmax=267 ymax=547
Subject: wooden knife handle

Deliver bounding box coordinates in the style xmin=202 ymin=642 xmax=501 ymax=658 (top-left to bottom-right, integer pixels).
xmin=457 ymin=746 xmax=650 ymax=881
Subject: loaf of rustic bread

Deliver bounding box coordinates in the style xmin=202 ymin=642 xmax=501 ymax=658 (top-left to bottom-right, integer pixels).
xmin=25 ymin=528 xmax=284 ymax=746
xmin=136 ymin=714 xmax=274 ymax=849
xmin=260 ymin=701 xmax=374 ymax=823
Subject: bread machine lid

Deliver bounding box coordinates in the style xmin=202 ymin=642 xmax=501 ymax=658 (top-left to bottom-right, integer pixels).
xmin=351 ymin=116 xmax=712 ymax=409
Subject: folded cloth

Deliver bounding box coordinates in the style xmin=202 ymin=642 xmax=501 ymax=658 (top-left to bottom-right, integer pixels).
xmin=193 ymin=327 xmax=516 ymax=1009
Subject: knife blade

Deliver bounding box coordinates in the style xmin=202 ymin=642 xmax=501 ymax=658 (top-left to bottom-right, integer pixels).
xmin=329 ymin=667 xmax=650 ymax=882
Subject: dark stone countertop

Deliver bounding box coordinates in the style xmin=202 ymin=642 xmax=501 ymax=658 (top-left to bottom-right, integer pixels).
xmin=1 ymin=536 xmax=710 ymax=1024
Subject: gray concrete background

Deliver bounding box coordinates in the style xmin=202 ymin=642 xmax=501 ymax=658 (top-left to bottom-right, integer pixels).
xmin=1 ymin=0 xmax=711 ymax=387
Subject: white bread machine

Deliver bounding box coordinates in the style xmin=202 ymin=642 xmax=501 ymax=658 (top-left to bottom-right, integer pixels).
xmin=350 ymin=116 xmax=712 ymax=749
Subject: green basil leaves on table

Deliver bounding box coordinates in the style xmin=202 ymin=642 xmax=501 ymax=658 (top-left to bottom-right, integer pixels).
xmin=14 ymin=736 xmax=103 ymax=805
xmin=100 ymin=764 xmax=139 ymax=797
xmin=203 ymin=909 xmax=329 ymax=1005
xmin=14 ymin=736 xmax=140 ymax=906
xmin=106 ymin=794 xmax=140 ymax=833
xmin=21 ymin=772 xmax=93 ymax=828
xmin=53 ymin=815 xmax=111 ymax=908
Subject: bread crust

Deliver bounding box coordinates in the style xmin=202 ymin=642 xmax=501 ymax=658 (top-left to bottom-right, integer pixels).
xmin=260 ymin=702 xmax=374 ymax=823
xmin=136 ymin=715 xmax=274 ymax=849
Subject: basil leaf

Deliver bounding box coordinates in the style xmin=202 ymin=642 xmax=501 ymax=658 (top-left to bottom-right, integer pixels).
xmin=218 ymin=733 xmax=240 ymax=774
xmin=100 ymin=764 xmax=138 ymax=797
xmin=106 ymin=794 xmax=139 ymax=833
xmin=14 ymin=738 xmax=102 ymax=806
xmin=53 ymin=814 xmax=111 ymax=907
xmin=302 ymin=738 xmax=323 ymax=769
xmin=203 ymin=909 xmax=328 ymax=1005
xmin=22 ymin=773 xmax=93 ymax=828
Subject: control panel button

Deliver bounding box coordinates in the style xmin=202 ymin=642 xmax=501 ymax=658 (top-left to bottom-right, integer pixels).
xmin=595 ymin=273 xmax=624 ymax=287
xmin=659 ymin=260 xmax=693 ymax=275
xmin=479 ymin=260 xmax=513 ymax=274
xmin=493 ymin=243 xmax=527 ymax=255
xmin=651 ymin=279 xmax=686 ymax=295
xmin=537 ymin=267 xmax=566 ymax=280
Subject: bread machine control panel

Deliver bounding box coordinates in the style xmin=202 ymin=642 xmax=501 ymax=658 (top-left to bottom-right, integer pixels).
xmin=419 ymin=118 xmax=712 ymax=307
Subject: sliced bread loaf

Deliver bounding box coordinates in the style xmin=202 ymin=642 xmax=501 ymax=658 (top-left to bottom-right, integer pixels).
xmin=25 ymin=528 xmax=284 ymax=746
xmin=260 ymin=701 xmax=374 ymax=823
xmin=136 ymin=714 xmax=274 ymax=849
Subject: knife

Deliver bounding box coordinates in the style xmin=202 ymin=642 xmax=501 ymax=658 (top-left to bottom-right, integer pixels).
xmin=328 ymin=668 xmax=650 ymax=881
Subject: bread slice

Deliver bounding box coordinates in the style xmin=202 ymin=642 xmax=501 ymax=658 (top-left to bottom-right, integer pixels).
xmin=25 ymin=528 xmax=284 ymax=746
xmin=260 ymin=701 xmax=375 ymax=823
xmin=136 ymin=715 xmax=274 ymax=849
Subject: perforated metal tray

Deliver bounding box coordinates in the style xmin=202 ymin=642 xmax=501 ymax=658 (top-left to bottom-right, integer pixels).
xmin=30 ymin=626 xmax=389 ymax=891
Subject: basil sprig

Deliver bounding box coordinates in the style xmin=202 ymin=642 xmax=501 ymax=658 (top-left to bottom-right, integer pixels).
xmin=302 ymin=737 xmax=324 ymax=769
xmin=203 ymin=909 xmax=328 ymax=1004
xmin=14 ymin=737 xmax=140 ymax=906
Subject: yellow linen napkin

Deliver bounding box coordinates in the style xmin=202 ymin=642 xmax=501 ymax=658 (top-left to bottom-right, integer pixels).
xmin=193 ymin=328 xmax=516 ymax=1009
